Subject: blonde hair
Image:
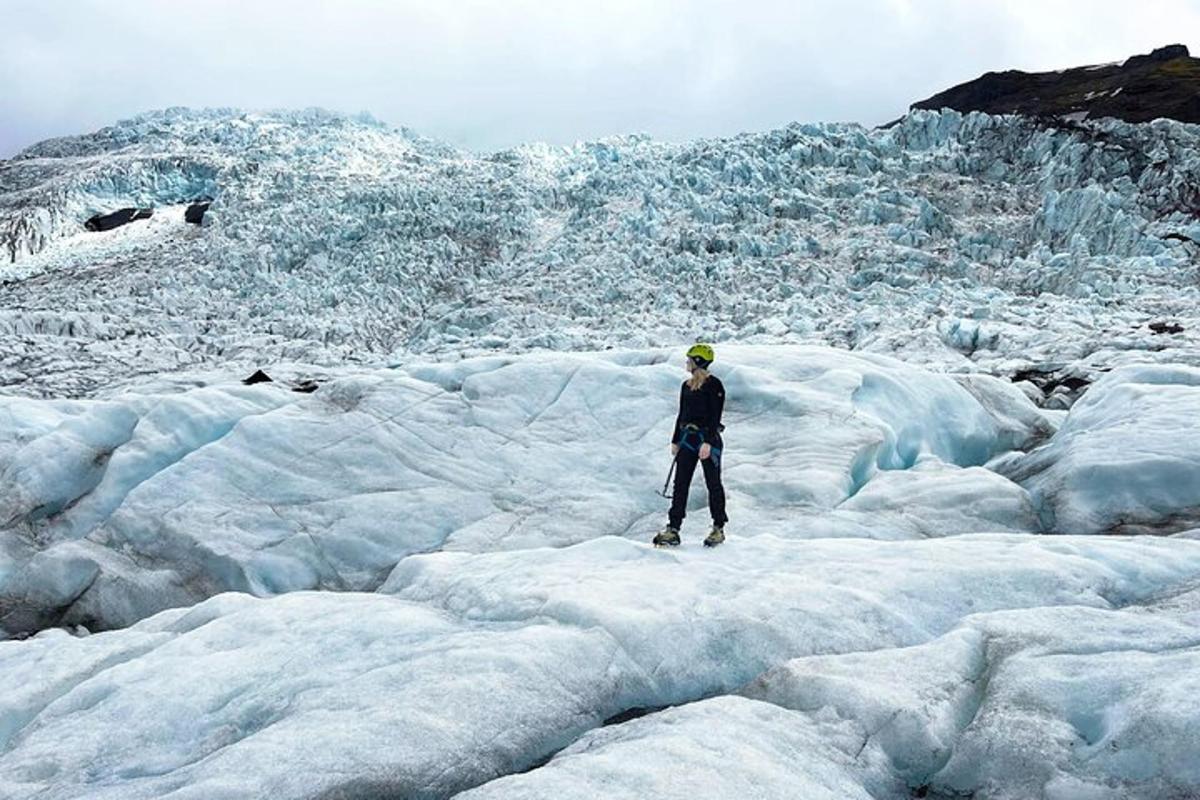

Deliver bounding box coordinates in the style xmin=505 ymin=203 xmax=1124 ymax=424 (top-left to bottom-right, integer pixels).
xmin=687 ymin=366 xmax=710 ymax=392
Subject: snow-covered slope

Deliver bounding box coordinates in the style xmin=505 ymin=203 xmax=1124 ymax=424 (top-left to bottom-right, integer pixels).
xmin=2 ymin=108 xmax=1199 ymax=396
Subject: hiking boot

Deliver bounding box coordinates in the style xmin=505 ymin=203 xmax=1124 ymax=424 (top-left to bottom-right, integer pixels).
xmin=653 ymin=526 xmax=681 ymax=547
xmin=703 ymin=526 xmax=725 ymax=547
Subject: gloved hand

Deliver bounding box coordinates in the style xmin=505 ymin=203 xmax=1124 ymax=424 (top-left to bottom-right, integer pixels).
xmin=671 ymin=444 xmax=679 ymax=455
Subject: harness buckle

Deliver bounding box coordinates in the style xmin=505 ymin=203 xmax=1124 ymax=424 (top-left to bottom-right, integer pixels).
xmin=679 ymin=424 xmax=705 ymax=452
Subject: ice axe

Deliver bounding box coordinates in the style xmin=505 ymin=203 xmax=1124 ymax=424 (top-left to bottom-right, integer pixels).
xmin=657 ymin=454 xmax=678 ymax=500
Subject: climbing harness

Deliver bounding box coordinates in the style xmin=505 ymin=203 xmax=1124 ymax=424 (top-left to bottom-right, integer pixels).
xmin=659 ymin=424 xmax=723 ymax=501
xmin=677 ymin=424 xmax=722 ymax=466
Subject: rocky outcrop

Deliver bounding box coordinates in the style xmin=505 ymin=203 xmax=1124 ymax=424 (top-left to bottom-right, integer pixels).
xmin=184 ymin=199 xmax=211 ymax=225
xmin=912 ymin=44 xmax=1200 ymax=125
xmin=84 ymin=207 xmax=153 ymax=232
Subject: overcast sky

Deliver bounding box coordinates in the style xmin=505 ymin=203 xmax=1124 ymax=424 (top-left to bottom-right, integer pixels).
xmin=2 ymin=0 xmax=1197 ymax=157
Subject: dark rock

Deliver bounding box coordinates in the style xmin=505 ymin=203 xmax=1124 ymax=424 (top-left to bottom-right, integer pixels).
xmin=1011 ymin=367 xmax=1051 ymax=387
xmin=1011 ymin=367 xmax=1092 ymax=403
xmin=292 ymin=379 xmax=320 ymax=393
xmin=1058 ymin=376 xmax=1092 ymax=393
xmin=84 ymin=207 xmax=153 ymax=232
xmin=184 ymin=199 xmax=211 ymax=225
xmin=602 ymin=705 xmax=667 ymax=726
xmin=911 ymin=45 xmax=1200 ymax=126
xmin=1149 ymin=321 xmax=1184 ymax=335
xmin=1125 ymin=44 xmax=1191 ymax=69
xmin=242 ymin=369 xmax=273 ymax=385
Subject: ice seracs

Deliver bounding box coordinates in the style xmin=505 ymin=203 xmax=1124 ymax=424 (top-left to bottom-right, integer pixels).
xmin=3 ymin=108 xmax=1200 ymax=396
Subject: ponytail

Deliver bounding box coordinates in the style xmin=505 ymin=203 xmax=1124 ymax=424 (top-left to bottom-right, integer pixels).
xmin=687 ymin=367 xmax=710 ymax=392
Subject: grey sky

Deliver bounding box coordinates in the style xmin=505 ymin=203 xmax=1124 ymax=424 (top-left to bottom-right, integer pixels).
xmin=2 ymin=0 xmax=1197 ymax=157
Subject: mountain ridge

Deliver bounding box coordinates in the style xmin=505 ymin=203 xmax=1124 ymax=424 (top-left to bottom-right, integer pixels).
xmin=912 ymin=44 xmax=1200 ymax=125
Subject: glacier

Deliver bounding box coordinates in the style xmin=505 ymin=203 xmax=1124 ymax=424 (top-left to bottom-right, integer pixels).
xmin=1 ymin=345 xmax=1059 ymax=635
xmin=3 ymin=105 xmax=1200 ymax=798
xmin=2 ymin=108 xmax=1199 ymax=396
xmin=3 ymin=534 xmax=1199 ymax=799
xmin=2 ymin=345 xmax=1200 ymax=798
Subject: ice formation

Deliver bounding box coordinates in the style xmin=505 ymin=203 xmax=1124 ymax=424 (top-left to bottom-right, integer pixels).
xmin=2 ymin=108 xmax=1199 ymax=396
xmin=3 ymin=107 xmax=1200 ymax=798
xmin=997 ymin=364 xmax=1200 ymax=534
xmin=0 ymin=346 xmax=1057 ymax=634
xmin=3 ymin=534 xmax=1198 ymax=799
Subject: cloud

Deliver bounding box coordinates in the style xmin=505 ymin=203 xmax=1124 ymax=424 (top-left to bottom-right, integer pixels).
xmin=0 ymin=0 xmax=1196 ymax=156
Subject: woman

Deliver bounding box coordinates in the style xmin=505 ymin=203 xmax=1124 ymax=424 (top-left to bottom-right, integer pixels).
xmin=654 ymin=343 xmax=728 ymax=547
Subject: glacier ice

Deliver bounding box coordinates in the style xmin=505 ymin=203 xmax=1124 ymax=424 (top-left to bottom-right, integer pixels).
xmin=745 ymin=593 xmax=1200 ymax=800
xmin=460 ymin=696 xmax=882 ymax=800
xmin=0 ymin=346 xmax=1056 ymax=635
xmin=382 ymin=533 xmax=1200 ymax=702
xmin=4 ymin=105 xmax=1200 ymax=798
xmin=2 ymin=108 xmax=1200 ymax=396
xmin=999 ymin=364 xmax=1200 ymax=534
xmin=2 ymin=532 xmax=1199 ymax=799
xmin=0 ymin=592 xmax=649 ymax=799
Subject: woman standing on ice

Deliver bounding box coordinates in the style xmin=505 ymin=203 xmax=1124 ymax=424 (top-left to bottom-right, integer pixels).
xmin=655 ymin=343 xmax=728 ymax=547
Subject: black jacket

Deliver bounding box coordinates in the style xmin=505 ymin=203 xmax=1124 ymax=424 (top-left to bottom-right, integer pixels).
xmin=671 ymin=375 xmax=725 ymax=445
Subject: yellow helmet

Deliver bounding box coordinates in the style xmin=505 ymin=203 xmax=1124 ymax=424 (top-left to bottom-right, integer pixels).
xmin=686 ymin=343 xmax=714 ymax=367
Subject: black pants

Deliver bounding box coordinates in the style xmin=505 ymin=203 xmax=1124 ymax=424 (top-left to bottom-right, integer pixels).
xmin=668 ymin=439 xmax=728 ymax=530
